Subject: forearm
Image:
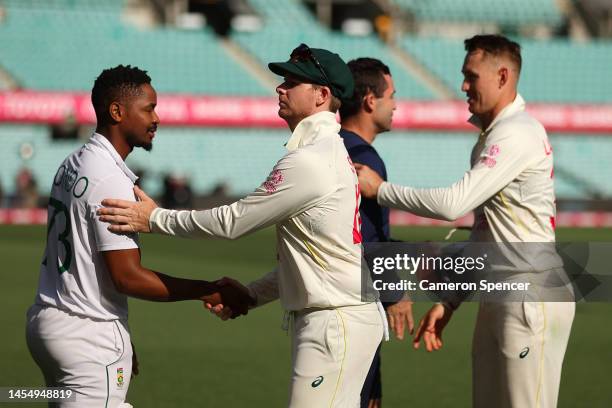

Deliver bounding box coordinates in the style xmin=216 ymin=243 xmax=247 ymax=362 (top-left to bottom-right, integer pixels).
xmin=378 ymin=182 xmax=468 ymax=221
xmin=246 ymin=267 xmax=280 ymax=307
xmin=149 ymin=201 xmax=278 ymax=240
xmin=116 ymin=268 xmax=218 ymax=302
xmin=377 ymin=131 xmax=534 ymax=221
xmin=149 ymin=207 xmax=233 ymax=239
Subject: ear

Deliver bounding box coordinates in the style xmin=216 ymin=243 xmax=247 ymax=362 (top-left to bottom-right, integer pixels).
xmin=363 ymin=92 xmax=376 ymax=113
xmin=315 ymin=86 xmax=331 ymax=107
xmin=109 ymin=101 xmax=123 ymax=123
xmin=498 ymin=67 xmax=509 ymax=89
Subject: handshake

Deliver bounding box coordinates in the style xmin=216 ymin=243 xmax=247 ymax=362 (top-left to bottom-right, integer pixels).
xmin=201 ymin=277 xmax=255 ymax=320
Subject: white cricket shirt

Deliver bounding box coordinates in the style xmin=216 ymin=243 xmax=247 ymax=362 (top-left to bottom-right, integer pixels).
xmin=34 ymin=133 xmax=139 ymax=320
xmin=378 ymin=94 xmax=562 ymax=270
xmin=149 ymin=111 xmax=370 ymax=311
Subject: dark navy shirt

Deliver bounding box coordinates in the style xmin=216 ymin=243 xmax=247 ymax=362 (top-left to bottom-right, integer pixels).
xmin=340 ymin=129 xmax=390 ymax=243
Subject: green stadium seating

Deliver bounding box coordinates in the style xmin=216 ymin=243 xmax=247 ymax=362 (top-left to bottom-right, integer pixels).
xmin=400 ymin=36 xmax=612 ymax=103
xmin=0 ymin=125 xmax=82 ymax=197
xmin=392 ymin=0 xmax=563 ymax=27
xmin=519 ymin=39 xmax=612 ymax=103
xmin=2 ymin=0 xmax=124 ymax=13
xmin=0 ymin=3 xmax=268 ymax=95
xmin=234 ymin=0 xmax=435 ymax=99
xmin=548 ymin=133 xmax=612 ymax=198
xmin=1 ymin=0 xmax=610 ymax=103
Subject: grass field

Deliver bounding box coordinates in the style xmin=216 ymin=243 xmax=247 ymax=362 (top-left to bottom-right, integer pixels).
xmin=1 ymin=225 xmax=611 ymax=407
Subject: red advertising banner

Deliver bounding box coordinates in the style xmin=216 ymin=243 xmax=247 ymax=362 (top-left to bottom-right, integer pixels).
xmin=1 ymin=91 xmax=612 ymax=132
xmin=2 ymin=208 xmax=611 ymax=227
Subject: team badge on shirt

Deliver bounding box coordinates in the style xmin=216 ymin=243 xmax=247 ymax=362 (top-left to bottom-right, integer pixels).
xmin=117 ymin=368 xmax=124 ymax=388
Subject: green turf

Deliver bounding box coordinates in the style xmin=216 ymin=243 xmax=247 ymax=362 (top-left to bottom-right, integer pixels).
xmin=1 ymin=226 xmax=611 ymax=407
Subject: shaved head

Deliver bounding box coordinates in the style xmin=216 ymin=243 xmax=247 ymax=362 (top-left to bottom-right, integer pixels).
xmin=464 ymin=34 xmax=522 ymax=76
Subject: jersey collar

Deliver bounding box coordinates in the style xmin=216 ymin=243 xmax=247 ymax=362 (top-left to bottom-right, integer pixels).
xmin=90 ymin=133 xmax=138 ymax=183
xmin=285 ymin=111 xmax=341 ymax=152
xmin=468 ymin=93 xmax=526 ymax=133
xmin=339 ymin=129 xmax=370 ymax=149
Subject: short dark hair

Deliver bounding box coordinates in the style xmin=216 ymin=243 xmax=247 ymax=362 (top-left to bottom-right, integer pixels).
xmin=91 ymin=65 xmax=151 ymax=125
xmin=464 ymin=34 xmax=522 ymax=73
xmin=339 ymin=58 xmax=390 ymax=120
xmin=312 ymin=84 xmax=342 ymax=113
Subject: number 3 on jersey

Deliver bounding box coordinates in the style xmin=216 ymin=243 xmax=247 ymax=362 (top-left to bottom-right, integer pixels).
xmin=42 ymin=197 xmax=72 ymax=274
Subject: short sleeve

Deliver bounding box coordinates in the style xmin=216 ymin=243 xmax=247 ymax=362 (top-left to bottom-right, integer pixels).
xmin=88 ymin=174 xmax=140 ymax=252
xmin=348 ymin=144 xmax=386 ymax=179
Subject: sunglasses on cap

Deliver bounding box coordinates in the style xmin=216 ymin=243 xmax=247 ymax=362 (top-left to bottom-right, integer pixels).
xmin=290 ymin=43 xmax=331 ymax=89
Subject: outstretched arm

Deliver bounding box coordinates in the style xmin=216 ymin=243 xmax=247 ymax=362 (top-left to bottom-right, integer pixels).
xmin=99 ymin=151 xmax=333 ymax=240
xmin=102 ymin=248 xmax=251 ymax=315
xmin=357 ymin=128 xmax=535 ymax=221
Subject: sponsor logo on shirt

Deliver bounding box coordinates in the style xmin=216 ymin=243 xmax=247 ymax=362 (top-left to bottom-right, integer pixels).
xmin=311 ymin=376 xmax=324 ymax=388
xmin=263 ymin=169 xmax=284 ymax=194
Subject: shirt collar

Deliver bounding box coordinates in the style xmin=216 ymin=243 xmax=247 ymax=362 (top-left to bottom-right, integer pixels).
xmin=468 ymin=93 xmax=526 ymax=133
xmin=90 ymin=132 xmax=138 ymax=183
xmin=285 ymin=111 xmax=341 ymax=152
xmin=340 ymin=129 xmax=370 ymax=148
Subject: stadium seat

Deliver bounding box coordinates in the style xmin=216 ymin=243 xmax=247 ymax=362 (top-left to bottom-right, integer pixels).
xmin=0 ymin=2 xmax=268 ymax=95
xmin=400 ymin=36 xmax=612 ymax=103
xmin=392 ymin=0 xmax=563 ymax=27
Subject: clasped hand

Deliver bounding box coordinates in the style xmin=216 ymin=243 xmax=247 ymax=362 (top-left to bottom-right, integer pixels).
xmin=203 ymin=277 xmax=255 ymax=320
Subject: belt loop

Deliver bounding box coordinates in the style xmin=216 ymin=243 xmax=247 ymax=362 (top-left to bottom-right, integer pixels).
xmin=376 ymin=301 xmax=390 ymax=341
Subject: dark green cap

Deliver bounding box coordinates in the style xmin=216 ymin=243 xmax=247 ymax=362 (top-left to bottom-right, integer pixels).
xmin=268 ymin=44 xmax=354 ymax=101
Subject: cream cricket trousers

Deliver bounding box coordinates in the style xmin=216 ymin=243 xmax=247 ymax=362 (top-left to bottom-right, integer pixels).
xmin=287 ymin=302 xmax=384 ymax=408
xmin=472 ymin=300 xmax=575 ymax=408
xmin=26 ymin=304 xmax=133 ymax=408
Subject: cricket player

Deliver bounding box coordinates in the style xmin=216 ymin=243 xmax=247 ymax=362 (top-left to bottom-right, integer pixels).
xmin=357 ymin=35 xmax=575 ymax=408
xmin=99 ymin=45 xmax=386 ymax=407
xmin=26 ymin=65 xmax=247 ymax=407
xmin=339 ymin=57 xmax=413 ymax=408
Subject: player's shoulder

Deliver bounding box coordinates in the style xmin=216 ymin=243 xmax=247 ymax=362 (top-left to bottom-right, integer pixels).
xmin=491 ymin=110 xmax=546 ymax=147
xmin=279 ymin=145 xmax=326 ymax=172
xmin=499 ymin=108 xmax=545 ymax=132
xmin=72 ymin=145 xmax=135 ymax=200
